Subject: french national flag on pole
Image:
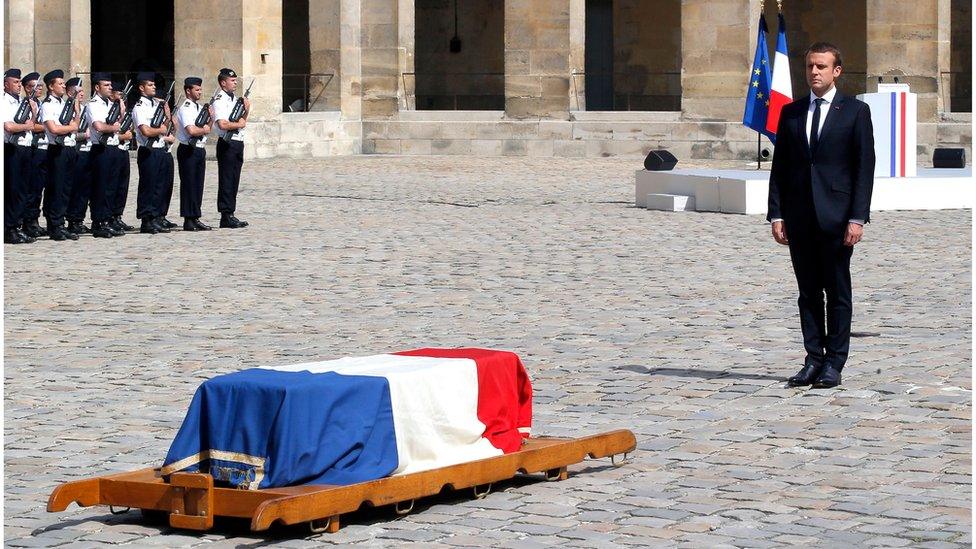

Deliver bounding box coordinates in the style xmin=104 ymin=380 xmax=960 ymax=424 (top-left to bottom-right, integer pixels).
xmin=162 ymin=348 xmax=533 ymax=489
xmin=765 ymin=13 xmax=793 ymax=135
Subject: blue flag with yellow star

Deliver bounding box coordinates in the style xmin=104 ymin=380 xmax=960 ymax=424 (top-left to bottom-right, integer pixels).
xmin=743 ymin=14 xmax=776 ymax=142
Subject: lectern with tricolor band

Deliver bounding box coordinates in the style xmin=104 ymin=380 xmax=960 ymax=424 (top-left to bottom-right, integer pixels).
xmin=856 ymin=83 xmax=917 ymax=178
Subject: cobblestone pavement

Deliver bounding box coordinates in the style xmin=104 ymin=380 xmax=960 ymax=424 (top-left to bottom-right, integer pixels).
xmin=4 ymin=155 xmax=971 ymax=548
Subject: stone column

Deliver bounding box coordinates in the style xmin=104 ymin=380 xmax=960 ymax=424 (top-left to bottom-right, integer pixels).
xmin=5 ymin=0 xmax=35 ymax=71
xmin=867 ymin=0 xmax=940 ymax=121
xmin=360 ymin=0 xmax=399 ymax=119
xmin=174 ymin=0 xmax=281 ymax=120
xmin=34 ymin=0 xmax=89 ymax=75
xmin=309 ymin=0 xmax=342 ymax=111
xmin=568 ymin=0 xmax=585 ymax=111
xmin=504 ymin=0 xmax=571 ymax=120
xmin=340 ymin=0 xmax=363 ymax=121
xmin=396 ymin=0 xmax=415 ymax=110
xmin=679 ymin=0 xmax=752 ymax=120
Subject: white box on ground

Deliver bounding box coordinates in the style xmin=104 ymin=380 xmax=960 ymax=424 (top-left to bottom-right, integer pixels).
xmin=645 ymin=193 xmax=696 ymax=211
xmin=635 ymin=167 xmax=972 ymax=215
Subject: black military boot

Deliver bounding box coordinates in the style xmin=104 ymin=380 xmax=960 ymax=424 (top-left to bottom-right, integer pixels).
xmin=91 ymin=221 xmax=114 ymax=238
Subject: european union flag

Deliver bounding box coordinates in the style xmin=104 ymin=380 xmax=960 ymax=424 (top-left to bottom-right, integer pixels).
xmin=743 ymin=14 xmax=776 ymax=143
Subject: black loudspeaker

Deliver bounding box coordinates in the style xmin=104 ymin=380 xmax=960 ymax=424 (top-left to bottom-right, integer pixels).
xmin=644 ymin=150 xmax=678 ymax=171
xmin=933 ymin=148 xmax=966 ymax=169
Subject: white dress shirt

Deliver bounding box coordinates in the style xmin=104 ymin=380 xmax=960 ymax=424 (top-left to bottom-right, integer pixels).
xmin=40 ymin=94 xmax=75 ymax=147
xmin=212 ymin=89 xmax=244 ymax=142
xmin=132 ymin=96 xmax=165 ymax=149
xmin=176 ymin=99 xmax=206 ymax=147
xmin=1 ymin=92 xmax=32 ymax=147
xmin=85 ymin=94 xmax=119 ymax=147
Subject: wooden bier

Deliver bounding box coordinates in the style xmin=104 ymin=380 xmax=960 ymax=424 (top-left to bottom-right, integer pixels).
xmin=48 ymin=430 xmax=637 ymax=534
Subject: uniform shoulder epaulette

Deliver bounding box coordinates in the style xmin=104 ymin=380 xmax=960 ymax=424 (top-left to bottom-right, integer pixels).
xmin=184 ymin=101 xmax=191 ymax=107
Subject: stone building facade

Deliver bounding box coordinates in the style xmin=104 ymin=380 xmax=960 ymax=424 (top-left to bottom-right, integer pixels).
xmin=4 ymin=0 xmax=971 ymax=162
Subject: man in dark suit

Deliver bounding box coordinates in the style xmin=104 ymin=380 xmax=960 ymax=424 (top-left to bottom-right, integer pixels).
xmin=767 ymin=42 xmax=876 ymax=389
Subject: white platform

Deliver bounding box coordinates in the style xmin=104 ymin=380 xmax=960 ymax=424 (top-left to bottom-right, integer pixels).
xmin=635 ymin=167 xmax=973 ymax=214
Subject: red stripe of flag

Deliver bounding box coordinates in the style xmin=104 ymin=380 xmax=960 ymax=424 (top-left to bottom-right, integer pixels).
xmin=394 ymin=348 xmax=533 ymax=453
xmin=899 ymin=92 xmax=907 ymax=177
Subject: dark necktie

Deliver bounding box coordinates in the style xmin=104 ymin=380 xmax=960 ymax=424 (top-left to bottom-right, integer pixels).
xmin=809 ymin=98 xmax=825 ymax=153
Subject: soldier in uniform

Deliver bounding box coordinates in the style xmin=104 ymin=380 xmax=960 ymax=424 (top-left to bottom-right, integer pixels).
xmin=21 ymin=71 xmax=49 ymax=238
xmin=175 ymin=76 xmax=214 ymax=231
xmin=110 ymin=81 xmax=135 ymax=232
xmin=212 ymin=67 xmax=249 ymax=228
xmin=40 ymin=69 xmax=81 ymax=241
xmin=85 ymin=73 xmax=125 ymax=238
xmin=2 ymin=68 xmax=37 ymax=244
xmin=65 ymin=76 xmax=93 ymax=235
xmin=132 ymin=72 xmax=175 ymax=234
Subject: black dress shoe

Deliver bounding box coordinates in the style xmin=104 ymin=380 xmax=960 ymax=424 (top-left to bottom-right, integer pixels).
xmin=67 ymin=221 xmax=91 ymax=234
xmin=787 ymin=360 xmax=824 ymax=387
xmin=812 ymin=367 xmax=842 ymax=389
xmin=22 ymin=220 xmax=46 ymax=238
xmin=48 ymin=226 xmax=78 ymax=241
xmin=5 ymin=228 xmax=28 ymax=244
xmin=194 ymin=218 xmax=213 ymax=231
xmin=160 ymin=217 xmax=178 ymax=229
xmin=114 ymin=216 xmax=136 ymax=232
xmin=152 ymin=217 xmax=171 ymax=233
xmin=16 ymin=228 xmax=36 ymax=243
xmin=183 ymin=218 xmax=200 ymax=231
xmin=91 ymin=222 xmax=114 ymax=238
xmin=105 ymin=221 xmax=125 ymax=236
xmin=220 ymin=214 xmax=248 ymax=228
xmin=140 ymin=219 xmax=159 ymax=234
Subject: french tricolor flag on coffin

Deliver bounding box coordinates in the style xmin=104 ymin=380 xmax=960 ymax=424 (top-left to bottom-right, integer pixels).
xmin=161 ymin=349 xmax=532 ymax=489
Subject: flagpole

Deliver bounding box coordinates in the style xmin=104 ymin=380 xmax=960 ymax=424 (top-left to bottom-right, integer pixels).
xmin=757 ymin=133 xmax=761 ymax=170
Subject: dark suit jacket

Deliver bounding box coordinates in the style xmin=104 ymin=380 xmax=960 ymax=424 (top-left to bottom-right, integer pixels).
xmin=767 ymin=91 xmax=876 ymax=235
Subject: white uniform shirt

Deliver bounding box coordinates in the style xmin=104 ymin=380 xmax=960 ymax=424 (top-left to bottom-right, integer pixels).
xmin=805 ymin=85 xmax=837 ymax=145
xmin=85 ymin=94 xmax=119 ymax=147
xmin=131 ymin=96 xmax=165 ymax=149
xmin=40 ymin=94 xmax=76 ymax=147
xmin=1 ymin=92 xmax=32 ymax=147
xmin=176 ymin=99 xmax=206 ymax=147
xmin=212 ymin=89 xmax=244 ymax=142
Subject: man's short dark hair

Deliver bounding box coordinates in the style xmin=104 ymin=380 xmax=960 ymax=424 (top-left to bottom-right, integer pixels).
xmin=805 ymin=42 xmax=843 ymax=67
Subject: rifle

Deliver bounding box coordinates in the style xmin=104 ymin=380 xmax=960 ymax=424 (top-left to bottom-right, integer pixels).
xmin=224 ymin=78 xmax=253 ymax=140
xmin=188 ymin=89 xmax=219 ymax=148
xmin=13 ymin=81 xmax=39 ymax=124
xmin=57 ymin=76 xmax=82 ymax=125
xmin=106 ymin=80 xmax=132 ymax=124
xmin=147 ymin=81 xmax=175 ymax=147
xmin=163 ymin=93 xmax=184 ymax=153
xmin=99 ymin=81 xmax=133 ymax=146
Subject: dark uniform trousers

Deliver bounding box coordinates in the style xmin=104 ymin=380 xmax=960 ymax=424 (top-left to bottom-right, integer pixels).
xmin=216 ymin=138 xmax=244 ymax=214
xmin=136 ymin=146 xmax=166 ymax=220
xmin=111 ymin=146 xmax=130 ymax=217
xmin=24 ymin=145 xmax=47 ymax=223
xmin=4 ymin=143 xmax=31 ymax=230
xmin=177 ymin=144 xmax=206 ymax=218
xmin=160 ymin=151 xmax=175 ymax=217
xmin=66 ymin=149 xmax=91 ymax=223
xmin=44 ymin=144 xmax=77 ymax=228
xmin=88 ymin=144 xmax=115 ymax=223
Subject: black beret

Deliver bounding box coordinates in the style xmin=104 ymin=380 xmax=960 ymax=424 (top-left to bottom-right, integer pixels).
xmin=4 ymin=68 xmax=21 ymax=79
xmin=184 ymin=76 xmax=203 ymax=87
xmin=65 ymin=77 xmax=81 ymax=87
xmin=136 ymin=71 xmax=155 ymax=83
xmin=218 ymin=68 xmax=237 ymax=78
xmin=43 ymin=69 xmax=64 ymax=84
xmin=92 ymin=72 xmax=111 ymax=83
xmin=22 ymin=72 xmax=40 ymax=83
xmin=111 ymin=81 xmax=124 ymax=91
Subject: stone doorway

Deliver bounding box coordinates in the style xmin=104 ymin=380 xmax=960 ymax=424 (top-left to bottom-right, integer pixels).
xmin=582 ymin=0 xmax=681 ymax=111
xmin=90 ymin=0 xmax=174 ymax=87
xmin=413 ymin=0 xmax=505 ymax=110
